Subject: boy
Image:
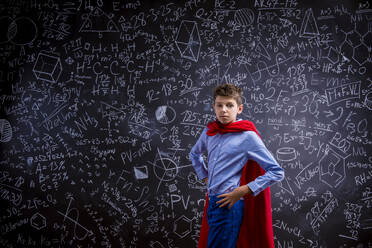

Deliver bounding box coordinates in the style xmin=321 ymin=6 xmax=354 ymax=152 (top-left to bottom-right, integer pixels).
xmin=189 ymin=83 xmax=284 ymax=248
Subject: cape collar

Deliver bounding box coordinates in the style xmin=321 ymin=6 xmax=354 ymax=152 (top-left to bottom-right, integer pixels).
xmin=206 ymin=119 xmax=259 ymax=137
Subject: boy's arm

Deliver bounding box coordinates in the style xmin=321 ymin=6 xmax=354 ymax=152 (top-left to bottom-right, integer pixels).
xmin=245 ymin=132 xmax=285 ymax=196
xmin=189 ymin=128 xmax=208 ymax=181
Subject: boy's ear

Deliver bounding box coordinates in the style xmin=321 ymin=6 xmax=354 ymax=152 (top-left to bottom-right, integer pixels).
xmin=238 ymin=104 xmax=243 ymax=114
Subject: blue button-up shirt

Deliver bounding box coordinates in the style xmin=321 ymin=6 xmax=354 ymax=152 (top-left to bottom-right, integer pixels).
xmin=189 ymin=127 xmax=284 ymax=196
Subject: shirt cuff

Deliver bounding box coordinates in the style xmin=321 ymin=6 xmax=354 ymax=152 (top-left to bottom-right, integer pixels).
xmin=247 ymin=181 xmax=261 ymax=196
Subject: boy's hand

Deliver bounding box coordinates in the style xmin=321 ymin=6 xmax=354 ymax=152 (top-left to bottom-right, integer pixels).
xmin=216 ymin=185 xmax=252 ymax=209
xmin=203 ymin=177 xmax=208 ymax=184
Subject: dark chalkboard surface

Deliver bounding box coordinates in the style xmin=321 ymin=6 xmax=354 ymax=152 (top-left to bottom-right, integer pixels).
xmin=0 ymin=0 xmax=371 ymax=247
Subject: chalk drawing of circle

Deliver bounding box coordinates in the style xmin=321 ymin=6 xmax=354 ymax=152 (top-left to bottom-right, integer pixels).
xmin=8 ymin=17 xmax=38 ymax=45
xmin=276 ymin=147 xmax=296 ymax=162
xmin=234 ymin=8 xmax=255 ymax=27
xmin=0 ymin=16 xmax=13 ymax=44
xmin=364 ymin=91 xmax=372 ymax=110
xmin=0 ymin=119 xmax=12 ymax=143
xmin=155 ymin=105 xmax=176 ymax=124
xmin=153 ymin=157 xmax=179 ymax=181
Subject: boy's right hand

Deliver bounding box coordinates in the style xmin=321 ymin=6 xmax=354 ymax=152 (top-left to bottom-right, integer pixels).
xmin=203 ymin=177 xmax=208 ymax=184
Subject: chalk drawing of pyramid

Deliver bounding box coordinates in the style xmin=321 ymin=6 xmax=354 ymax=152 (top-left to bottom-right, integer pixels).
xmin=79 ymin=7 xmax=119 ymax=33
xmin=175 ymin=20 xmax=201 ymax=62
xmin=299 ymin=9 xmax=319 ymax=38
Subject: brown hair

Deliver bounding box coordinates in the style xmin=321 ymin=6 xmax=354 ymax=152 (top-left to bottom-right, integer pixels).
xmin=213 ymin=83 xmax=243 ymax=105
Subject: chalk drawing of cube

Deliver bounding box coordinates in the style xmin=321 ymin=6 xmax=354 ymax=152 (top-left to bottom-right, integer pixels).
xmin=33 ymin=52 xmax=62 ymax=83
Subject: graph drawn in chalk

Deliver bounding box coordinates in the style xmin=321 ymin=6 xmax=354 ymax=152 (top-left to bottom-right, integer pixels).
xmin=175 ymin=20 xmax=201 ymax=62
xmin=155 ymin=105 xmax=176 ymax=124
xmin=79 ymin=7 xmax=119 ymax=37
xmin=245 ymin=53 xmax=295 ymax=82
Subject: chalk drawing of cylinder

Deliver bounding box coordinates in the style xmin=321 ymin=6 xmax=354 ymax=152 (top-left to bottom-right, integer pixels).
xmin=33 ymin=52 xmax=62 ymax=83
xmin=276 ymin=147 xmax=297 ymax=162
xmin=0 ymin=119 xmax=12 ymax=142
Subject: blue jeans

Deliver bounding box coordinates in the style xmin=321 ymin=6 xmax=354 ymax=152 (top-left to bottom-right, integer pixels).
xmin=207 ymin=195 xmax=244 ymax=248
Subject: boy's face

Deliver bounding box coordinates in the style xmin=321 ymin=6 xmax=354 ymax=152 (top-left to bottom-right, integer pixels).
xmin=213 ymin=96 xmax=243 ymax=125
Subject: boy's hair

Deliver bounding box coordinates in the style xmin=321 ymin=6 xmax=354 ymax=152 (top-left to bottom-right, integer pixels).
xmin=213 ymin=83 xmax=243 ymax=105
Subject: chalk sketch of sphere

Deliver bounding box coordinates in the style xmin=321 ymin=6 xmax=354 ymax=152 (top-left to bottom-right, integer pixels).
xmin=8 ymin=17 xmax=38 ymax=45
xmin=0 ymin=119 xmax=12 ymax=143
xmin=155 ymin=105 xmax=176 ymax=124
xmin=364 ymin=91 xmax=372 ymax=110
xmin=153 ymin=157 xmax=179 ymax=182
xmin=234 ymin=8 xmax=255 ymax=27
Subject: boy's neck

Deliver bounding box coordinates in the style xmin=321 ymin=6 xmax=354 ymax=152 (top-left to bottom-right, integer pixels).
xmin=217 ymin=118 xmax=242 ymax=125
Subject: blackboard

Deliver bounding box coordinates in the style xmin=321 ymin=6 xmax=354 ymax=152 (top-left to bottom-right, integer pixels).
xmin=0 ymin=0 xmax=371 ymax=247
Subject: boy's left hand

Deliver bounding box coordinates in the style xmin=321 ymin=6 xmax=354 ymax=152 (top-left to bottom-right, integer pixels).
xmin=216 ymin=185 xmax=252 ymax=209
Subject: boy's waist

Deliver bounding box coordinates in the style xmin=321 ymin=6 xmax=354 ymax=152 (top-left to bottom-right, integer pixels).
xmin=207 ymin=194 xmax=244 ymax=204
xmin=207 ymin=181 xmax=240 ymax=195
xmin=208 ymin=186 xmax=244 ymax=201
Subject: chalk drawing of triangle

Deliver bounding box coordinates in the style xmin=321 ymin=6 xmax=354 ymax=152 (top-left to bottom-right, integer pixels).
xmin=255 ymin=41 xmax=271 ymax=60
xmin=300 ymin=9 xmax=319 ymax=38
xmin=107 ymin=20 xmax=119 ymax=31
xmin=32 ymin=102 xmax=39 ymax=110
xmin=100 ymin=102 xmax=126 ymax=118
xmin=278 ymin=177 xmax=294 ymax=195
xmin=80 ymin=19 xmax=93 ymax=31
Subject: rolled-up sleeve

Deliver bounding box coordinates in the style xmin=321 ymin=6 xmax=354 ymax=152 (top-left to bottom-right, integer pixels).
xmin=245 ymin=132 xmax=285 ymax=196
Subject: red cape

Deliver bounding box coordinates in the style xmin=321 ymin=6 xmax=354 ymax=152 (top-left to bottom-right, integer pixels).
xmin=198 ymin=120 xmax=275 ymax=248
